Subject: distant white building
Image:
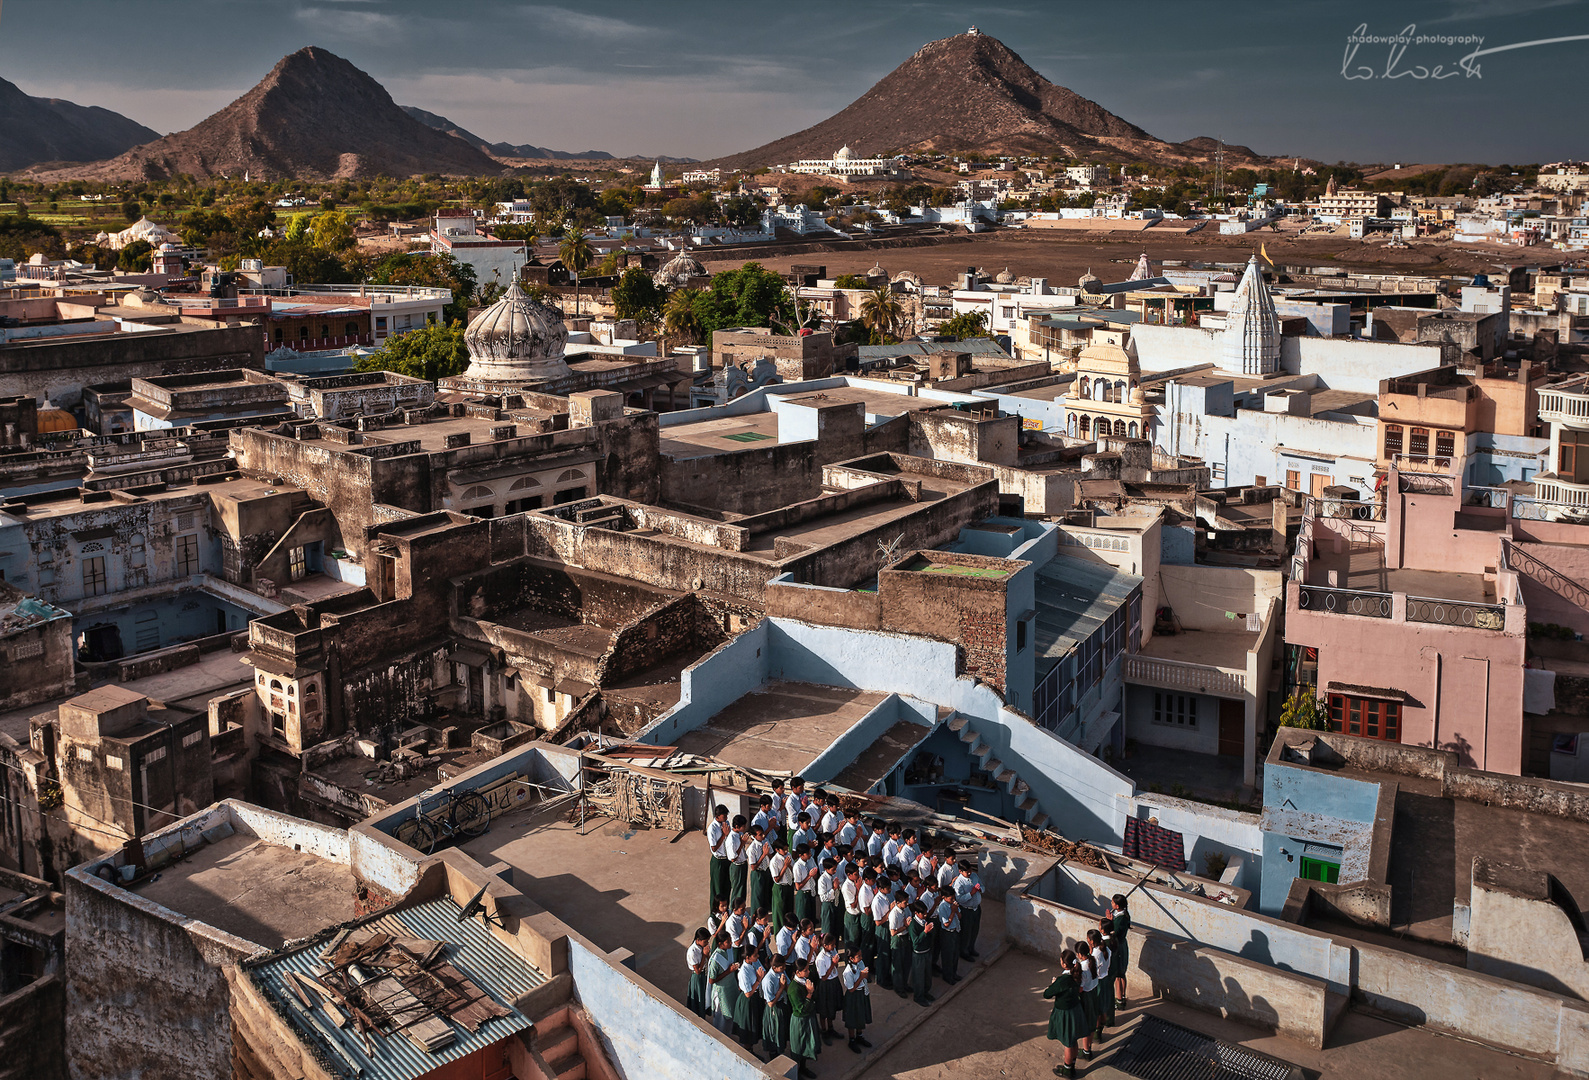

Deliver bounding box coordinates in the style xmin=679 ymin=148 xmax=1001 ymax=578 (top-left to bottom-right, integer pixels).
xmin=430 ymin=213 xmax=528 ymax=291
xmin=682 ymin=168 xmax=722 ymax=185
xmin=788 ymin=145 xmax=905 ymax=179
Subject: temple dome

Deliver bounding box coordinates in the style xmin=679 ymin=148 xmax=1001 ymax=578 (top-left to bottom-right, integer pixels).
xmin=864 ymin=262 xmax=888 ymax=285
xmin=995 ymin=266 xmax=1015 ymax=284
xmin=836 ymin=145 xmax=853 ymax=160
xmin=462 ymin=283 xmax=571 ymax=383
xmin=1078 ymin=268 xmax=1102 ymax=292
xmin=654 ymin=251 xmax=707 ymax=289
xmin=1222 ymin=256 xmax=1280 ymax=375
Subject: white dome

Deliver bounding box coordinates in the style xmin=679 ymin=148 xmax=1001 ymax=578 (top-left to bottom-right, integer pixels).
xmin=836 ymin=145 xmax=853 ymax=161
xmin=462 ymin=283 xmax=571 ymax=383
xmin=654 ymin=251 xmax=707 ymax=289
xmin=864 ymin=263 xmax=888 ymax=284
xmin=995 ymin=266 xmax=1015 ymax=284
xmin=1078 ymin=268 xmax=1102 ymax=291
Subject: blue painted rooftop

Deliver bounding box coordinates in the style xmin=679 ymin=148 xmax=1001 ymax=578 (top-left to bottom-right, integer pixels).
xmin=1032 ymin=556 xmax=1142 ymax=679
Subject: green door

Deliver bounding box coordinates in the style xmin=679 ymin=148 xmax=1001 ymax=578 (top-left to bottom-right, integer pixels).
xmin=1299 ymin=857 xmax=1340 ymax=884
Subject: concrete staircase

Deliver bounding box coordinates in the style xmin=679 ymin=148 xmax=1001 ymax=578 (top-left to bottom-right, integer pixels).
xmin=947 ymin=714 xmax=1048 ymax=832
xmin=518 ymin=1004 xmax=616 ymax=1080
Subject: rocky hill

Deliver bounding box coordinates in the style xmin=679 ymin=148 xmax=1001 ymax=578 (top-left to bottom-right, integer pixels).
xmin=33 ymin=47 xmax=503 ymax=181
xmin=0 ymin=77 xmax=159 ymax=173
xmin=401 ymin=106 xmax=615 ymax=161
xmin=708 ymin=31 xmax=1268 ymax=170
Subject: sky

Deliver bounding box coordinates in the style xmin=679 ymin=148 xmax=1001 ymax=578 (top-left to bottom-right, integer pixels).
xmin=0 ymin=0 xmax=1585 ymax=164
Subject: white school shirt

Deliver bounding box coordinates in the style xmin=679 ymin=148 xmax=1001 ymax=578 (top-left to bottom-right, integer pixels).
xmin=867 ymin=831 xmax=887 ymax=859
xmin=1078 ymin=958 xmax=1099 ymax=993
xmin=793 ymin=826 xmax=818 ymax=852
xmin=915 ymin=854 xmax=937 ymax=881
xmin=815 ymin=949 xmax=838 ymax=980
xmin=746 ymin=837 xmax=767 ymax=871
xmin=858 ymin=881 xmax=877 ymax=916
xmin=836 ymin=821 xmax=859 ymax=847
xmin=934 ymin=898 xmax=959 ymax=932
xmin=818 ymin=870 xmax=838 ymax=904
xmin=887 ymin=906 xmax=909 ymax=934
xmin=739 ymin=961 xmax=762 ymax=996
xmin=793 ymin=856 xmax=818 ymax=893
xmin=753 ymin=808 xmax=775 ymax=834
xmin=761 ymin=969 xmax=785 ymax=1004
xmin=898 ymin=843 xmax=920 ymax=868
xmin=885 ymin=838 xmax=906 ymax=868
xmin=726 ymin=831 xmax=747 ymax=864
xmin=821 ymin=809 xmax=844 ymax=834
xmin=707 ymin=819 xmax=728 ymax=856
xmin=870 ymin=890 xmax=891 ymax=924
xmin=795 ymin=934 xmax=814 ymax=961
xmin=769 ymin=792 xmax=787 ymax=827
xmin=937 ymin=862 xmax=958 ymax=890
xmin=775 ymin=926 xmax=796 ymax=958
xmin=955 ymin=872 xmax=983 ymax=910
xmin=708 ymin=912 xmax=726 ymax=937
xmin=842 ymin=962 xmax=870 ymax=995
xmin=770 ymin=852 xmax=792 ymax=885
xmin=841 ymin=878 xmax=863 ymax=915
xmin=1093 ymin=944 xmax=1112 ymax=976
xmin=687 ymin=941 xmax=705 ymax=972
xmin=726 ymin=912 xmax=748 ymax=945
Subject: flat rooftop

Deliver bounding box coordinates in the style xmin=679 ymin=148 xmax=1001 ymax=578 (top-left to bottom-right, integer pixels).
xmin=294 ymin=413 xmax=561 ymax=454
xmin=1137 ymin=628 xmax=1259 ymax=670
xmin=1313 ymin=543 xmax=1494 ymax=604
xmin=738 ymin=473 xmax=976 ymax=559
xmin=674 ymin=681 xmax=887 ymax=772
xmin=128 ymin=831 xmax=355 ymax=948
xmin=773 ymin=386 xmax=945 ymax=417
xmin=0 ymin=475 xmax=288 ymax=524
xmin=658 ymin=410 xmax=783 ymax=455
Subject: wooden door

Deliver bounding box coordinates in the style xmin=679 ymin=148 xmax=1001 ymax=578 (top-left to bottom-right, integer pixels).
xmin=1217 ymin=698 xmax=1245 ymax=757
xmin=1310 ymin=472 xmax=1328 ymax=498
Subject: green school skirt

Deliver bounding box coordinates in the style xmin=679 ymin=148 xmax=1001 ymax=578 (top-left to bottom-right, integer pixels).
xmin=1048 ymin=1002 xmax=1087 ymax=1047
xmin=817 ymin=975 xmax=843 ymax=1020
xmin=789 ymin=1012 xmax=822 ymax=1059
xmin=762 ymin=1001 xmax=790 ymax=1050
xmin=1095 ymin=981 xmax=1115 ymax=1025
xmin=687 ymin=971 xmax=708 ymax=1015
xmin=842 ymin=987 xmax=872 ymax=1029
xmin=1111 ymin=938 xmax=1129 ymax=978
xmin=733 ymin=990 xmax=762 ymax=1035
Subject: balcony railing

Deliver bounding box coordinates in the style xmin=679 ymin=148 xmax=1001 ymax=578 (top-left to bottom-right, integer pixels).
xmin=1465 ymin=485 xmax=1512 ymax=510
xmin=1538 ymin=383 xmax=1589 ymax=424
xmin=1313 ymin=496 xmax=1385 ymax=521
xmin=1297 ymin=584 xmax=1393 ymax=619
xmin=1405 ymin=595 xmax=1507 ymax=630
xmin=1533 ymin=475 xmax=1589 ymax=509
xmin=1512 ymin=495 xmax=1589 ymax=521
xmin=1123 ymin=655 xmax=1246 ymax=698
xmin=1398 ymin=470 xmax=1454 ymax=495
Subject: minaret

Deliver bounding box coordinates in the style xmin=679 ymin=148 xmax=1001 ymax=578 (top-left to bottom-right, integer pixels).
xmin=1222 ymin=256 xmax=1280 ymax=375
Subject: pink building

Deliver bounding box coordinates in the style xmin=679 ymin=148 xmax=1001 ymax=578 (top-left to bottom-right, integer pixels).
xmin=1286 ymin=457 xmax=1589 ymax=775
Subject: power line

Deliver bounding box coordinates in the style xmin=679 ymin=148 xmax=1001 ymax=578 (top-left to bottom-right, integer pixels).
xmin=0 ymin=755 xmax=189 ymax=834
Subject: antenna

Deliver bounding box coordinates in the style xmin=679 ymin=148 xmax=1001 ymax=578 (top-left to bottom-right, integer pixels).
xmin=1213 ymin=140 xmax=1226 ymax=202
xmin=458 ymin=883 xmax=507 ymax=928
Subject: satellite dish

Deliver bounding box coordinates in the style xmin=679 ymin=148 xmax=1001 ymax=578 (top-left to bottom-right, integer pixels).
xmin=459 ymin=883 xmax=489 ymax=923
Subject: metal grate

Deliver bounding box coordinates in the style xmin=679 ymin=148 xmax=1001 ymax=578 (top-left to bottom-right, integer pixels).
xmin=1108 ymin=1016 xmax=1303 ymax=1080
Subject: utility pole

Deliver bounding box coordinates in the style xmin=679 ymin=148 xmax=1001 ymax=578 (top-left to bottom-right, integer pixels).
xmin=1214 ymin=140 xmax=1226 ymax=203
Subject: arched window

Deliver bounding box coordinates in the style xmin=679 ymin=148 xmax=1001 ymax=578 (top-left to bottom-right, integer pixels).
xmin=299 ymin=326 xmax=309 ymax=341
xmin=508 ymin=476 xmax=541 ymax=491
xmin=1067 ymin=414 xmax=1077 ymax=437
xmin=320 ymin=325 xmax=329 ymax=339
xmin=1128 ymin=421 xmax=1139 ymax=438
xmin=1093 ymin=380 xmax=1106 ymax=401
xmin=1078 ymin=415 xmax=1091 ymax=436
xmin=270 ymin=679 xmax=283 ymax=692
xmin=1114 ymin=419 xmax=1127 ymax=437
xmin=1078 ymin=376 xmax=1090 ymax=398
xmin=273 ymin=328 xmax=283 ymax=344
xmin=555 ymin=468 xmax=586 ymax=483
xmin=461 ymin=485 xmax=495 ymax=502
xmin=344 ymin=321 xmax=358 ymax=336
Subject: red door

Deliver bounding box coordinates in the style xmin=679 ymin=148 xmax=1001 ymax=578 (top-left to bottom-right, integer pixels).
xmin=1218 ymin=699 xmax=1245 ymax=757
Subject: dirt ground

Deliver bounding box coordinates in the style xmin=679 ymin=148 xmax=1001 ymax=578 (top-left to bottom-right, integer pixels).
xmin=697 ymin=228 xmax=1551 ymax=286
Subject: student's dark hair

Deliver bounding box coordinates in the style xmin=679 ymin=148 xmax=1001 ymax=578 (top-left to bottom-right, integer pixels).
xmin=713 ymin=931 xmax=730 ymax=949
xmin=1060 ymin=948 xmax=1082 ymax=980
xmin=822 ymin=857 xmax=837 ymax=870
xmin=791 ymin=776 xmax=805 ymax=787
xmin=1077 ymin=939 xmax=1097 ymax=979
xmin=798 ymin=812 xmax=811 ymax=824
xmin=732 ymin=814 xmax=747 ymax=829
xmin=871 ymin=817 xmax=886 ymax=829
xmin=894 ymin=889 xmax=909 ymax=902
xmin=784 ymin=912 xmax=798 ymax=928
xmin=695 ymin=927 xmax=710 ymax=940
xmin=910 ymin=901 xmax=927 ymax=915
xmin=1112 ymin=893 xmax=1128 ymax=910
xmin=770 ymin=952 xmax=786 ymax=967
xmin=800 ymin=918 xmax=815 ymax=934
xmin=715 ymin=804 xmax=728 ymax=817
xmin=902 ymin=828 xmax=916 ymax=840
xmin=888 ymin=822 xmax=902 ymax=834
xmin=733 ymin=895 xmax=746 ymax=910
xmin=772 ymin=777 xmax=786 ymax=788
xmin=773 ymin=835 xmax=788 ymax=849
xmin=760 ymin=794 xmax=772 ymax=807
xmin=959 ymin=859 xmax=974 ymax=872
xmin=755 ymin=907 xmax=770 ymax=921
xmin=751 ymin=824 xmax=765 ymax=836
xmin=1086 ymin=928 xmax=1104 ymax=952
xmin=862 ymin=868 xmax=876 ymax=882
xmin=795 ymin=843 xmax=809 ymax=856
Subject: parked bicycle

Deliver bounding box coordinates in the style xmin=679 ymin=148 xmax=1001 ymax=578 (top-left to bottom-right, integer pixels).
xmin=394 ymin=786 xmax=491 ymax=854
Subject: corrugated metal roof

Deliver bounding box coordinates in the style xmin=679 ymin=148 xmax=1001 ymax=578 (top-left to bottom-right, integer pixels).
xmin=248 ymin=897 xmax=542 ymax=1080
xmin=856 ymin=337 xmax=1010 ymax=360
xmin=1032 ymin=557 xmax=1142 ymax=680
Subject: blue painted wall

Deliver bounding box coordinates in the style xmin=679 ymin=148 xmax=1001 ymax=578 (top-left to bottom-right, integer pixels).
xmin=1258 ymin=761 xmax=1382 ymax=915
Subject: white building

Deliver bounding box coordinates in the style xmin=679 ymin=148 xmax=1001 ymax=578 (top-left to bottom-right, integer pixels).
xmin=1538 ymin=162 xmax=1589 ymax=193
xmin=1063 ymin=164 xmax=1110 ymax=188
xmin=1222 ymin=256 xmax=1281 ymax=375
xmin=788 ymin=145 xmax=905 ymax=179
xmin=430 ymin=213 xmax=529 ymax=292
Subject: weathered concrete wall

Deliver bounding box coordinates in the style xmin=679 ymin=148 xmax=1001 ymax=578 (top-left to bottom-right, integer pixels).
xmin=0 ymin=973 xmax=65 ymax=1080
xmin=0 ymin=323 xmax=263 ymax=410
xmin=1467 ymin=857 xmax=1589 ymax=999
xmin=64 ymin=870 xmax=252 ymax=1080
xmin=1006 ymin=882 xmax=1330 ymax=1047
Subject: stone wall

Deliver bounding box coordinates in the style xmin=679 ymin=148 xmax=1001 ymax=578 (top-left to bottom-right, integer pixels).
xmin=0 ymin=974 xmax=65 ymax=1080
xmin=0 ymin=323 xmax=263 ymax=410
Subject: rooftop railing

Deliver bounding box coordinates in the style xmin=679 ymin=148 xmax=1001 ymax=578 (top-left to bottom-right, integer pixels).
xmin=1297 ymin=584 xmax=1393 ymax=619
xmin=1405 ymin=595 xmax=1507 ymax=630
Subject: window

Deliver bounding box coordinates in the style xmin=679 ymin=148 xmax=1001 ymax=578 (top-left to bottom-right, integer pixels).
xmin=1286 ymin=469 xmax=1300 ymax=490
xmin=320 ymin=324 xmax=329 ymax=339
xmin=133 ymin=608 xmax=159 ymax=652
xmin=1299 ymin=857 xmax=1340 ymax=884
xmin=1078 ymin=415 xmax=1091 ymax=436
xmin=182 ymin=730 xmax=203 ymax=748
xmin=1435 ymin=430 xmax=1455 ymax=463
xmin=545 ymin=686 xmax=556 ymax=704
xmin=105 ymin=755 xmax=123 ymax=771
xmin=176 ymin=533 xmax=200 ymax=576
xmin=1152 ymin=692 xmax=1199 ymax=728
xmin=1079 ymin=377 xmax=1090 ymax=398
xmin=1327 ymin=694 xmax=1401 ymax=741
xmin=144 ymin=746 xmax=166 ymax=765
xmin=1016 ymin=619 xmax=1028 ymax=652
xmin=299 ymin=326 xmax=309 ymax=341
xmin=1128 ymin=421 xmax=1138 ymax=438
xmin=129 ymin=533 xmax=146 ymax=568
xmin=1563 ymin=438 xmax=1578 ymax=478
xmin=1254 ymin=475 xmax=1267 ymax=487
xmin=1384 ymin=425 xmax=1403 ymax=457
xmin=289 ymin=546 xmax=307 ymax=581
xmin=273 ymin=328 xmax=283 ymax=344
xmin=1409 ymin=428 xmax=1429 ymax=459
xmin=1113 ymin=419 xmax=1127 ymax=437
xmin=77 ymin=746 xmax=93 ymax=763
xmin=83 ymin=556 xmax=107 ymax=596
xmin=345 ymin=321 xmax=358 ymax=336
xmin=376 ymin=316 xmax=388 ymax=334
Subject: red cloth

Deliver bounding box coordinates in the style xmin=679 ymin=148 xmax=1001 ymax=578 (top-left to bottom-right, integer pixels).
xmin=1122 ymin=817 xmax=1186 ymax=872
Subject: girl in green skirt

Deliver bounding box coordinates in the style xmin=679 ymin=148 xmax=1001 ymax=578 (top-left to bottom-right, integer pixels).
xmin=841 ymin=946 xmax=873 ymax=1054
xmin=1110 ymin=894 xmax=1132 ymax=1007
xmin=686 ymin=927 xmax=710 ymax=1017
xmin=734 ymin=952 xmax=765 ymax=1052
xmin=815 ymin=933 xmax=843 ymax=1043
xmin=788 ymin=958 xmax=821 ymax=1080
xmin=761 ymin=953 xmax=791 ymax=1059
xmin=1088 ymin=928 xmax=1115 ymax=1037
xmin=1044 ymin=950 xmax=1088 ymax=1078
xmin=707 ymin=933 xmax=739 ymax=1036
xmin=1075 ymin=940 xmax=1100 ymax=1061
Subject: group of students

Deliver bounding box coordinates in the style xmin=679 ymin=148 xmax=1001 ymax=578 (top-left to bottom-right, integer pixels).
xmin=1042 ymin=894 xmax=1132 ymax=1077
xmin=691 ymin=779 xmax=985 ymax=1075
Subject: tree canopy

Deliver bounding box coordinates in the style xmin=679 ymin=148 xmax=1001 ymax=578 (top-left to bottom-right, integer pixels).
xmin=682 ymin=262 xmax=790 ymax=340
xmin=353 ymin=323 xmax=469 ymax=382
xmin=611 ymin=266 xmax=665 ymax=323
xmin=369 ymin=251 xmax=477 ymax=324
xmin=936 ymin=310 xmax=990 ymax=341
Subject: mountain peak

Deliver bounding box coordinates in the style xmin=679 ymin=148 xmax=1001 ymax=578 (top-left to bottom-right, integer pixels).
xmin=30 ymin=46 xmax=503 ymax=181
xmin=0 ymin=75 xmax=159 ymax=172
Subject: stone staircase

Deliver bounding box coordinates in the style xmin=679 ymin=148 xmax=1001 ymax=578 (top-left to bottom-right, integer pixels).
xmin=947 ymin=714 xmax=1049 ymax=831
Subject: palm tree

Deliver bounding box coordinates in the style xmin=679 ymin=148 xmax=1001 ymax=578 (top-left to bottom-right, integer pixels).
xmin=558 ymin=225 xmax=594 ymax=316
xmin=859 ymin=285 xmax=904 ymax=343
xmin=663 ymin=288 xmax=701 ymax=346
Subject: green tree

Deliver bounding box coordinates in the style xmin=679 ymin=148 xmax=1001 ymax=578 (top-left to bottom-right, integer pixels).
xmin=859 ymin=285 xmax=904 ymax=342
xmin=663 ymin=288 xmax=702 ymax=346
xmin=353 ymin=323 xmax=469 ymax=382
xmin=117 ymin=239 xmax=154 ymax=272
xmin=688 ymin=262 xmax=789 ymax=340
xmin=310 ymin=210 xmax=354 ymax=252
xmin=559 ymin=225 xmax=594 ymax=315
xmin=1279 ymin=691 xmax=1329 ymax=731
xmin=370 ymin=251 xmax=476 ymax=324
xmin=611 ymin=266 xmax=665 ymax=322
xmin=936 ymin=310 xmax=989 ymax=340
xmin=283 ymin=212 xmax=312 ymax=243
xmin=122 ymin=200 xmax=141 ymax=222
xmin=833 ymin=274 xmax=868 ymax=289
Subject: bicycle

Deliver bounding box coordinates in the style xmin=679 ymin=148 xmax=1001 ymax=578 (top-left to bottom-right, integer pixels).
xmin=394 ymin=786 xmax=492 ymax=854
